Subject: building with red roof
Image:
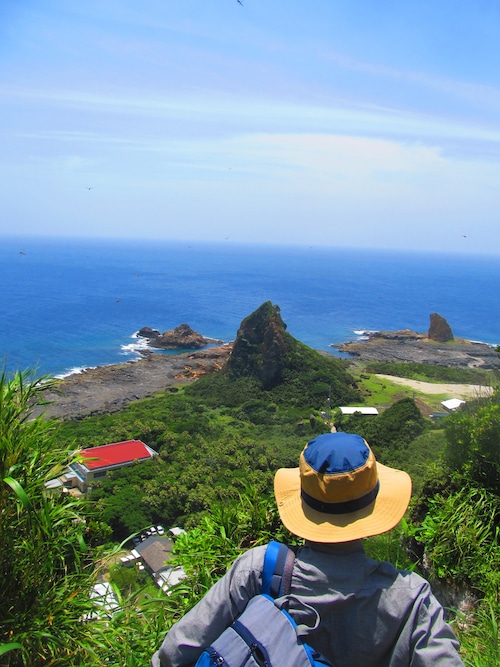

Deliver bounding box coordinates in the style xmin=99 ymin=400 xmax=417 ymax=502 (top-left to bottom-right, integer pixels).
xmin=69 ymin=440 xmax=158 ymax=492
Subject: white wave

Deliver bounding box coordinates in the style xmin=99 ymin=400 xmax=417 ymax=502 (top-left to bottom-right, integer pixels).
xmin=469 ymin=339 xmax=499 ymax=347
xmin=120 ymin=334 xmax=151 ymax=357
xmin=353 ymin=329 xmax=378 ymax=340
xmin=55 ymin=365 xmax=97 ymax=379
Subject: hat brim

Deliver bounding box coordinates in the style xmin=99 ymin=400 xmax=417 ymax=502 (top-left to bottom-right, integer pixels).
xmin=274 ymin=462 xmax=411 ymax=543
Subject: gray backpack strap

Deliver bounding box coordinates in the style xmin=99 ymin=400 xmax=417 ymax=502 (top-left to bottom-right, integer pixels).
xmin=280 ymin=546 xmax=296 ymax=596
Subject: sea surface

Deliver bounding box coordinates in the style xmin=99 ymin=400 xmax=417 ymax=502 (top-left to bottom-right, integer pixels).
xmin=1 ymin=236 xmax=499 ymax=379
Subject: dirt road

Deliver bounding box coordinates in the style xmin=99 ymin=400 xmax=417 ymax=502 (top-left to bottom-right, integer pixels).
xmin=375 ymin=375 xmax=494 ymax=399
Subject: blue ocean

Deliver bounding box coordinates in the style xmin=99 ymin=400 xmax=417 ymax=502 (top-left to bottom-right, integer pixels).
xmin=1 ymin=236 xmax=499 ymax=379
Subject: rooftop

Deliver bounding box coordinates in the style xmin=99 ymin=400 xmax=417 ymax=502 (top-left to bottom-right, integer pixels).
xmin=80 ymin=440 xmax=156 ymax=470
xmin=339 ymin=407 xmax=379 ymax=415
xmin=136 ymin=536 xmax=174 ymax=573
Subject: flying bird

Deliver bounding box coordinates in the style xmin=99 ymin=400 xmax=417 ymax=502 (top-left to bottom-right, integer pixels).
xmin=237 ymin=0 xmax=243 ymax=5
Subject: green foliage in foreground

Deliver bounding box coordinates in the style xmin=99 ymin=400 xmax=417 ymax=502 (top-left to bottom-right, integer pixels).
xmin=1 ymin=367 xmax=499 ymax=666
xmin=444 ymin=397 xmax=500 ymax=494
xmin=457 ymin=600 xmax=500 ymax=667
xmin=416 ymin=485 xmax=500 ymax=598
xmin=410 ymin=394 xmax=500 ymax=596
xmin=0 ymin=371 xmax=100 ymax=666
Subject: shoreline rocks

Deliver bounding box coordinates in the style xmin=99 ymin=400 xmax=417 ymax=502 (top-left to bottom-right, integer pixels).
xmin=138 ymin=323 xmax=223 ymax=349
xmin=332 ymin=330 xmax=500 ymax=369
xmin=33 ymin=345 xmax=232 ymax=421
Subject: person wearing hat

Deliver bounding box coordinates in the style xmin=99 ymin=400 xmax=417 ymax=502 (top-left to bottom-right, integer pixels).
xmin=152 ymin=432 xmax=464 ymax=666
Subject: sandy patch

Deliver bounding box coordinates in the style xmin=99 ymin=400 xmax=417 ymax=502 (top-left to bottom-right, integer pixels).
xmin=375 ymin=375 xmax=494 ymax=399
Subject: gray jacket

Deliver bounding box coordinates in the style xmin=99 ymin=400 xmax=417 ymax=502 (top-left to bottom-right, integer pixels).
xmin=152 ymin=540 xmax=464 ymax=667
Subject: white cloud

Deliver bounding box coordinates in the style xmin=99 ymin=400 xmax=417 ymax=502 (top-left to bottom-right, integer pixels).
xmin=3 ymin=82 xmax=500 ymax=155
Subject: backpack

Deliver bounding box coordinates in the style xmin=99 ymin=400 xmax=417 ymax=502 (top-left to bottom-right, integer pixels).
xmin=195 ymin=541 xmax=331 ymax=667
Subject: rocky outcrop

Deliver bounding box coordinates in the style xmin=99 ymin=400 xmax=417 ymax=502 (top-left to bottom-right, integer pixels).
xmin=139 ymin=323 xmax=221 ymax=349
xmin=333 ymin=331 xmax=500 ymax=369
xmin=225 ymin=302 xmax=292 ymax=388
xmin=428 ymin=313 xmax=454 ymax=342
xmin=137 ymin=326 xmax=160 ymax=339
xmin=32 ymin=345 xmax=233 ymax=420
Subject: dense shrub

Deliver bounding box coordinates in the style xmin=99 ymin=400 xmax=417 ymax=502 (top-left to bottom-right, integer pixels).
xmin=338 ymin=397 xmax=426 ymax=464
xmin=0 ymin=372 xmax=99 ymax=665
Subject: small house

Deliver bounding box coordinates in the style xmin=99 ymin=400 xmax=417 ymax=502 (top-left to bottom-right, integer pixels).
xmin=339 ymin=407 xmax=379 ymax=415
xmin=441 ymin=398 xmax=465 ymax=412
xmin=135 ymin=535 xmax=174 ymax=576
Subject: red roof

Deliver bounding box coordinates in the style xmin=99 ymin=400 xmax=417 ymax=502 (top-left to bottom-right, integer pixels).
xmin=80 ymin=440 xmax=153 ymax=470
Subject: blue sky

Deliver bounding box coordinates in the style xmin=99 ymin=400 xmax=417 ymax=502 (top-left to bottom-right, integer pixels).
xmin=1 ymin=1 xmax=500 ymax=253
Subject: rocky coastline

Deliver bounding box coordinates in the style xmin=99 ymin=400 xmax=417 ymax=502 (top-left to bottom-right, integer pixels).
xmin=137 ymin=323 xmax=223 ymax=349
xmin=332 ymin=330 xmax=500 ymax=369
xmin=33 ymin=345 xmax=232 ymax=421
xmin=33 ymin=326 xmax=499 ymax=422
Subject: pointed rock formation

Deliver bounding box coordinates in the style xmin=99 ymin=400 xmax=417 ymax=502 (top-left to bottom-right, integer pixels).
xmin=225 ymin=301 xmax=291 ymax=388
xmin=428 ymin=313 xmax=454 ymax=343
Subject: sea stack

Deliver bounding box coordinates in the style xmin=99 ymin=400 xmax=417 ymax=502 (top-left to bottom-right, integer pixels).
xmin=428 ymin=313 xmax=454 ymax=343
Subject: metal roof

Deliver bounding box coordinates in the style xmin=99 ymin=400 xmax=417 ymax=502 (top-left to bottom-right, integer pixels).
xmin=80 ymin=440 xmax=155 ymax=470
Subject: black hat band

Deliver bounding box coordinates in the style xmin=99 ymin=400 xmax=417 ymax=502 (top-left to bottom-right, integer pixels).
xmin=301 ymin=480 xmax=380 ymax=515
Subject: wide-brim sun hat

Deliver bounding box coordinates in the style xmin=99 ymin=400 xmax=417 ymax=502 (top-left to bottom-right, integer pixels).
xmin=274 ymin=432 xmax=412 ymax=543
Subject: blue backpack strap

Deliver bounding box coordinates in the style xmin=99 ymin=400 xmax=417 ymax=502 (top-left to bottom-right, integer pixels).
xmin=262 ymin=541 xmax=295 ymax=598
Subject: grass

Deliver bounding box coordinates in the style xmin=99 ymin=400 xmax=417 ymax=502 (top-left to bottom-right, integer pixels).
xmin=351 ymin=371 xmax=409 ymax=405
xmin=351 ymin=370 xmax=449 ymax=413
xmin=402 ymin=430 xmax=447 ymax=494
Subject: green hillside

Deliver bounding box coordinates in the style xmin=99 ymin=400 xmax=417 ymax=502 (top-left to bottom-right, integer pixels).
xmin=1 ymin=304 xmax=499 ymax=665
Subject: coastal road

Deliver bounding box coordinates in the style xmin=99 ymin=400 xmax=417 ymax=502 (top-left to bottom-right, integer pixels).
xmin=375 ymin=375 xmax=494 ymax=399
